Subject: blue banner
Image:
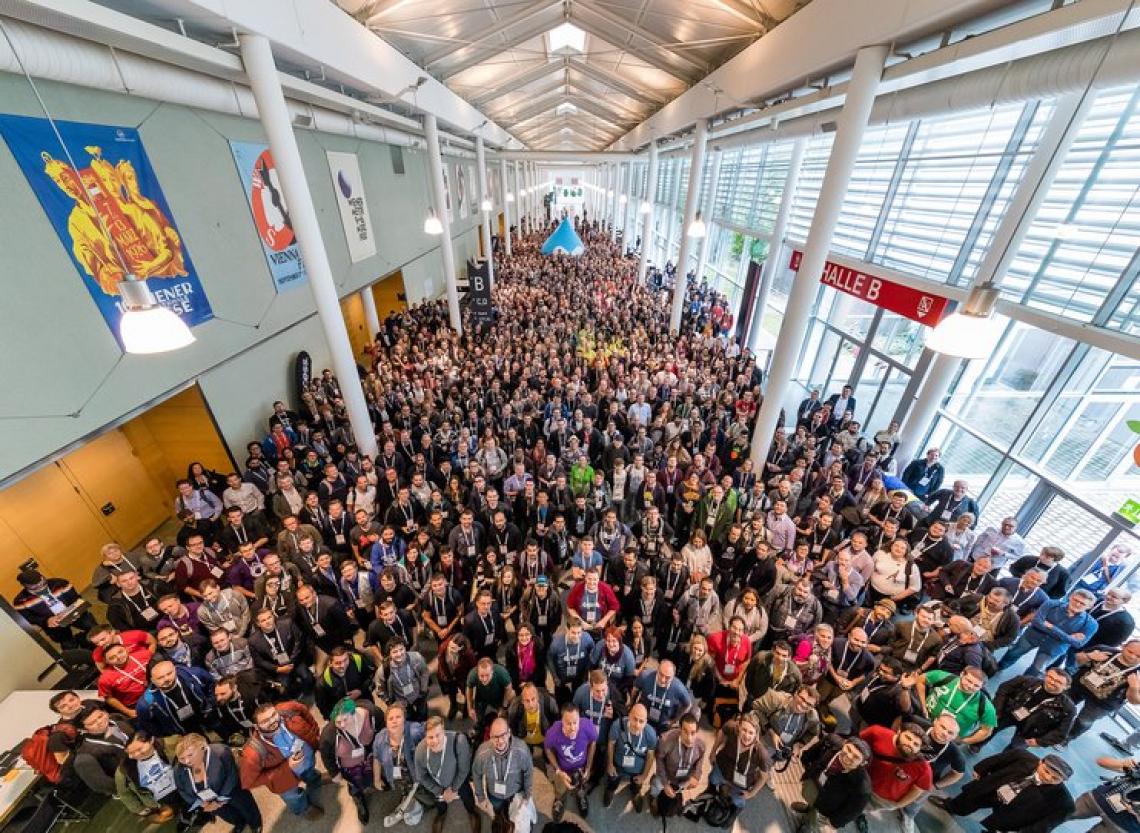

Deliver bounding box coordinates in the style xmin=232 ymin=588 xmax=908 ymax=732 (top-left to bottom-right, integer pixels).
xmin=229 ymin=140 xmax=307 ymax=291
xmin=0 ymin=115 xmax=212 ymax=347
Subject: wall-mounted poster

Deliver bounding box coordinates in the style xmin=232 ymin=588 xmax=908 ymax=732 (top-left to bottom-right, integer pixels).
xmin=0 ymin=115 xmax=212 ymax=348
xmin=229 ymin=141 xmax=307 ymax=291
xmin=442 ymin=164 xmax=453 ymax=221
xmin=326 ymin=151 xmax=376 ymax=263
xmin=469 ymin=165 xmax=478 ymax=217
xmin=454 ymin=163 xmax=467 ymax=218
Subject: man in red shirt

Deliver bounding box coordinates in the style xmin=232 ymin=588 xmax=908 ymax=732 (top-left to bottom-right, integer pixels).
xmin=88 ymin=624 xmax=156 ymax=669
xmin=97 ymin=642 xmax=152 ymax=718
xmin=857 ymin=723 xmax=932 ymax=833
xmin=566 ymin=568 xmax=620 ymax=637
xmin=707 ymin=616 xmax=754 ymax=725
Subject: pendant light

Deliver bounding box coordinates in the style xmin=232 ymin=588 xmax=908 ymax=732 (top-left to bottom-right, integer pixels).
xmin=423 ymin=207 xmax=443 ymax=235
xmin=924 ymin=282 xmax=1003 ymax=359
xmin=118 ymin=277 xmax=196 ymax=354
xmin=687 ymin=210 xmax=707 ymax=239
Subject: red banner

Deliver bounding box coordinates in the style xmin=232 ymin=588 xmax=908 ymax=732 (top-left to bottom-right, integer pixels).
xmin=789 ymin=249 xmax=949 ymax=326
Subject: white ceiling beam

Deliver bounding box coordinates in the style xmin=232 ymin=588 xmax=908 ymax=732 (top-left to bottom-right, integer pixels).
xmin=568 ymin=15 xmax=694 ymax=85
xmin=610 ymin=0 xmax=1017 ymax=149
xmin=573 ymin=0 xmax=707 ymax=78
xmin=423 ymin=0 xmax=560 ymax=73
xmin=503 ymin=91 xmax=574 ymax=125
xmin=511 ymin=105 xmax=617 ymax=135
xmin=708 ymin=0 xmax=777 ymax=30
xmin=567 ymin=58 xmax=666 ymax=105
xmin=566 ymin=94 xmax=641 ymax=127
xmin=361 ymin=0 xmax=419 ymax=23
xmin=433 ymin=16 xmax=560 ymax=81
xmin=488 ymin=77 xmax=569 ymax=117
xmin=468 ymin=59 xmax=567 ymax=107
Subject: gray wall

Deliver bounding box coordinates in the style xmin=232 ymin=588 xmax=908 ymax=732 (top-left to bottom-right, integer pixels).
xmin=0 ymin=73 xmax=484 ymax=480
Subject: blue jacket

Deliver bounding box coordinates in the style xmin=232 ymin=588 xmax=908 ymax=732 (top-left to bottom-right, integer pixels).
xmin=1025 ymin=599 xmax=1098 ymax=653
xmin=372 ymin=721 xmax=425 ymax=785
xmin=136 ymin=665 xmax=216 ymax=737
xmin=548 ymin=632 xmax=595 ymax=683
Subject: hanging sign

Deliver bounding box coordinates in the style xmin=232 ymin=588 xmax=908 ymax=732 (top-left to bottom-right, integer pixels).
xmin=229 ymin=141 xmax=307 ymax=291
xmin=326 ymin=151 xmax=376 ymax=263
xmin=789 ymin=249 xmax=950 ymax=326
xmin=0 ymin=115 xmax=212 ymax=348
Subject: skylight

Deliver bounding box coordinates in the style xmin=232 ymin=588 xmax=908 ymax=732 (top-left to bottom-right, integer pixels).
xmin=556 ymin=102 xmax=578 ymax=116
xmin=547 ymin=22 xmax=586 ymax=55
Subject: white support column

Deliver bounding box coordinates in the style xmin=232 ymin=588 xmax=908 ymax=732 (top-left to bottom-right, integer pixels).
xmin=625 ymin=162 xmax=638 ymax=248
xmin=611 ymin=162 xmax=624 ymax=243
xmin=666 ymin=158 xmax=683 ymax=267
xmin=360 ymin=286 xmax=381 ymax=340
xmin=671 ymin=119 xmax=709 ymax=333
xmin=747 ymin=136 xmax=806 ymax=354
xmin=238 ymin=34 xmax=377 ymax=458
xmin=750 ymin=44 xmax=888 ymax=466
xmin=695 ymin=147 xmax=723 ymax=285
xmin=423 ymin=114 xmax=462 ymax=333
xmin=500 ymin=158 xmax=513 ymax=257
xmin=513 ymin=160 xmax=522 ymax=235
xmin=639 ymin=142 xmax=660 ymax=283
xmin=895 ymin=91 xmax=1090 ymax=466
xmin=475 ymin=137 xmax=495 ymax=286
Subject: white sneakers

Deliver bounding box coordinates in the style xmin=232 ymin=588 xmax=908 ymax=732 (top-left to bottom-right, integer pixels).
xmin=384 ymin=801 xmax=424 ymax=827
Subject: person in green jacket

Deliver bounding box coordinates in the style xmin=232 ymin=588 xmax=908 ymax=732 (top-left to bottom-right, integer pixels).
xmin=569 ymin=454 xmax=595 ymax=499
xmin=694 ymin=483 xmax=737 ymax=546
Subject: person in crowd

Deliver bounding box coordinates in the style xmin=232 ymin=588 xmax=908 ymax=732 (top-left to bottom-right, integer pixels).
xmin=705 ymin=714 xmax=768 ymax=818
xmin=471 ymin=717 xmax=534 ymax=832
xmin=912 ymin=666 xmax=997 ymax=746
xmin=373 ymin=702 xmax=425 ymax=825
xmin=174 ymin=733 xmax=263 ymax=833
xmin=411 ymin=716 xmax=478 ymax=833
xmin=603 ymin=701 xmax=657 ymax=811
xmin=858 ymin=722 xmax=932 ymax=833
xmin=318 ymin=697 xmax=379 ymax=822
xmin=991 ymin=668 xmax=1076 ymax=749
xmin=794 ymin=734 xmax=873 ymax=833
xmin=544 ymin=702 xmax=598 ymax=821
xmin=970 ymin=517 xmax=1026 ymax=571
xmin=240 ymin=701 xmax=324 ymax=818
xmin=1068 ymin=638 xmax=1140 ymax=740
xmin=932 ymin=750 xmax=1074 ymax=832
xmin=997 ymin=588 xmax=1098 ymax=676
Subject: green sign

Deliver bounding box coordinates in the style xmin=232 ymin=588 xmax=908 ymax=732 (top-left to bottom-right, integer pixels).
xmin=1120 ymin=498 xmax=1140 ymax=525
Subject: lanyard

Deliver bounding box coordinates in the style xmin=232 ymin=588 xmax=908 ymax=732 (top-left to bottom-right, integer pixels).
xmin=624 ymin=728 xmax=646 ymax=756
xmin=125 ymin=589 xmax=154 ymax=614
xmin=906 ymin=626 xmax=929 ymax=655
xmin=937 ymin=679 xmax=977 ymax=716
xmin=192 ymin=748 xmax=213 ymax=796
xmin=492 ymin=751 xmax=512 ymax=784
xmin=118 ymin=656 xmax=149 ymax=686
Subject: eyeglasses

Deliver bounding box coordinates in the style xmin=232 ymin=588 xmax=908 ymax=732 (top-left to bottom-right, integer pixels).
xmin=490 ymin=731 xmax=511 ymax=741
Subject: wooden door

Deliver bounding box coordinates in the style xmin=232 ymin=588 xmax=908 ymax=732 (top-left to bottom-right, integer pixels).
xmin=57 ymin=429 xmax=170 ymax=551
xmin=372 ymin=271 xmax=407 ymax=318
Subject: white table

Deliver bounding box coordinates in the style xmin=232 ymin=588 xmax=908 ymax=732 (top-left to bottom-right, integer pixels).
xmin=0 ymin=690 xmax=97 ymax=825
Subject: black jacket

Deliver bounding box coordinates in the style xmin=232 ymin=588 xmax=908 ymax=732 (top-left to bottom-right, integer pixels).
xmin=1009 ymin=556 xmax=1070 ymax=600
xmin=314 ymin=652 xmax=377 ymax=718
xmin=506 ymin=690 xmax=560 ymax=741
xmin=993 ymin=675 xmax=1076 ymax=746
xmin=293 ymin=594 xmax=356 ymax=653
xmin=800 ymin=733 xmax=872 ymax=827
xmin=248 ymin=622 xmax=305 ymax=678
xmin=946 ymin=748 xmax=1074 ymax=833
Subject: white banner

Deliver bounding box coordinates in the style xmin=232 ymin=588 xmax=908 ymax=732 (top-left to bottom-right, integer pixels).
xmin=327 ymin=151 xmax=376 ymax=262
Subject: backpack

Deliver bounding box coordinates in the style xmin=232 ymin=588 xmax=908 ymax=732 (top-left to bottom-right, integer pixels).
xmin=21 ymin=723 xmax=76 ymax=784
xmin=682 ymin=790 xmax=738 ymax=828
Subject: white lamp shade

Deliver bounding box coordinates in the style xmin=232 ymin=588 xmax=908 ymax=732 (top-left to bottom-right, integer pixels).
xmin=423 ymin=212 xmax=443 ymax=235
xmin=639 ymin=200 xmax=652 ymax=214
xmin=619 ymin=194 xmax=628 ymax=204
xmin=480 ymin=198 xmax=493 ymax=211
xmin=120 ymin=305 xmax=195 ymax=354
xmin=924 ymin=311 xmax=1004 ymax=359
xmin=687 ymin=216 xmax=707 ymax=238
xmin=505 ymin=192 xmax=515 ymax=202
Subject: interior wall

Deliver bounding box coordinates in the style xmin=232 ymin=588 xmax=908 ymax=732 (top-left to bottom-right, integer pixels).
xmin=122 ymin=385 xmax=235 ymax=486
xmin=0 ymin=606 xmax=65 ymax=698
xmin=0 ymin=72 xmax=476 ymax=484
xmin=0 ymin=427 xmax=170 ymax=598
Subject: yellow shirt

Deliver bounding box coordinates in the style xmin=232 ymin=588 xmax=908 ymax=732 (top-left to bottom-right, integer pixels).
xmin=524 ymin=709 xmax=542 ymax=746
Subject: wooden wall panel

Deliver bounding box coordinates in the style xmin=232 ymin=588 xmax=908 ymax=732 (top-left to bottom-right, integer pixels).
xmin=0 ymin=463 xmax=113 ymax=594
xmin=372 ymin=270 xmax=407 ymax=318
xmin=59 ymin=429 xmax=170 ymax=549
xmin=134 ymin=386 xmax=234 ymax=479
xmin=340 ymin=291 xmax=369 ymax=362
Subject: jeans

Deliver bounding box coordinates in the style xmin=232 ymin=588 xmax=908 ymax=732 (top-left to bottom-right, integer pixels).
xmin=280 ymin=765 xmax=322 ymax=814
xmin=997 ymin=633 xmax=1065 ymax=676
xmin=708 ymin=765 xmax=748 ymax=809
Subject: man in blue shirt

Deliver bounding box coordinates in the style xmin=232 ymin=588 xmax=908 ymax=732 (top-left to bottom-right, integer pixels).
xmin=604 ymin=703 xmax=658 ymax=812
xmin=998 ymin=589 xmax=1098 ymax=676
xmin=633 ymin=661 xmax=694 ymax=733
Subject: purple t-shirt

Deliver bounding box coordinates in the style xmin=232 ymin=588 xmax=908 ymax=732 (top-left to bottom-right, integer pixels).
xmin=543 ymin=719 xmax=599 ymax=774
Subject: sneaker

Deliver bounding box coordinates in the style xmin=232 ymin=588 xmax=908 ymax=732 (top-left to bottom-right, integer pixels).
xmin=383 ymin=809 xmax=405 ymax=828
xmin=603 ymin=785 xmax=615 ymax=808
xmin=632 ymin=793 xmax=645 ymax=814
xmin=578 ymin=791 xmax=590 ymax=818
xmin=552 ymin=799 xmax=565 ymax=822
xmin=404 ymin=803 xmax=424 ymax=826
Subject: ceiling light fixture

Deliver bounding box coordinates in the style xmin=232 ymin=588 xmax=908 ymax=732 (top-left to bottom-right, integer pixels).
xmin=687 ymin=210 xmax=707 ymax=239
xmin=924 ymin=282 xmax=1003 ymax=360
xmin=423 ymin=207 xmax=443 ymax=235
xmin=119 ymin=278 xmax=196 ymax=354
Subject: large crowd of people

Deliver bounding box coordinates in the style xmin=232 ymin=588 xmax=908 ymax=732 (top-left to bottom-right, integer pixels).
xmin=14 ymin=219 xmax=1140 ymax=833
